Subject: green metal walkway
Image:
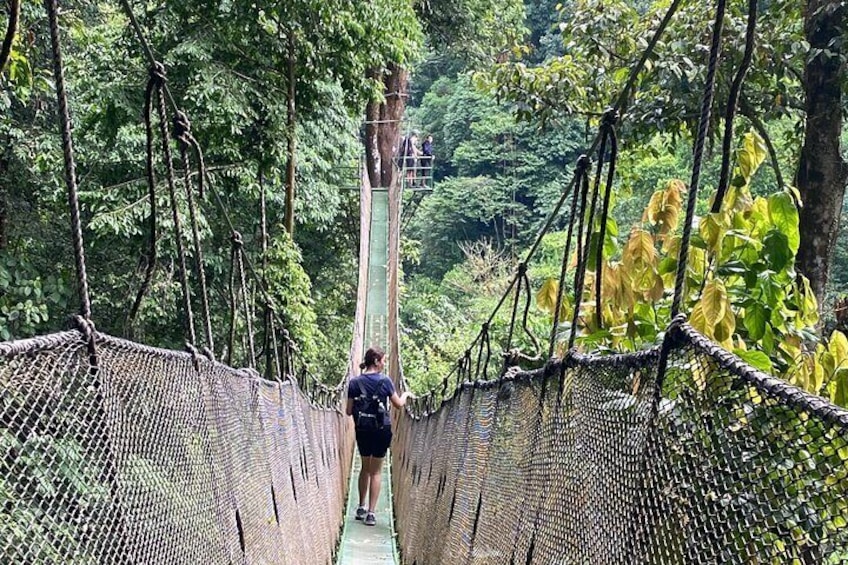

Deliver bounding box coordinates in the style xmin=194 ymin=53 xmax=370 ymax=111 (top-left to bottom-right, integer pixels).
xmin=337 ymin=186 xmax=397 ymax=564
xmin=338 ymin=454 xmax=397 ymax=564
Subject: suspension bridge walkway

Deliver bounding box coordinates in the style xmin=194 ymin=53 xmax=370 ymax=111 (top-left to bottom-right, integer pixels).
xmin=2 ymin=0 xmax=848 ymax=563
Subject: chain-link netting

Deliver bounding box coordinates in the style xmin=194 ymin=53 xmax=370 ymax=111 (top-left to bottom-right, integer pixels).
xmin=392 ymin=323 xmax=848 ymax=564
xmin=0 ymin=330 xmax=353 ymax=564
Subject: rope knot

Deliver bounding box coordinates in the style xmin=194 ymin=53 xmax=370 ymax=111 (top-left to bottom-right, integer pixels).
xmin=503 ymin=349 xmax=520 ymax=367
xmin=149 ymin=61 xmax=166 ymax=84
xmin=481 ymin=322 xmax=490 ymax=333
xmin=601 ymin=108 xmax=619 ymax=129
xmin=543 ymin=356 xmax=559 ymax=377
xmin=201 ymin=346 xmax=216 ymax=362
xmin=173 ymin=111 xmax=192 ymax=141
xmin=562 ymin=347 xmax=580 ymax=368
xmin=665 ymin=313 xmax=687 ymax=345
xmin=231 ymin=231 xmax=244 ymax=248
xmin=71 ymin=314 xmax=96 ymax=343
xmin=575 ymin=154 xmax=591 ymax=172
xmin=184 ymin=342 xmax=201 ymax=370
xmin=516 ymin=262 xmax=527 ymax=276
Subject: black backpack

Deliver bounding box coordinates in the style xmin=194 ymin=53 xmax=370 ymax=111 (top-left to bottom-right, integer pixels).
xmin=353 ymin=378 xmax=387 ymax=431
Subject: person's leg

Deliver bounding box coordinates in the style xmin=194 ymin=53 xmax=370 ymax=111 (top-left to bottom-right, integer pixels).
xmin=367 ymin=456 xmax=385 ymax=512
xmin=358 ymin=455 xmax=371 ymax=507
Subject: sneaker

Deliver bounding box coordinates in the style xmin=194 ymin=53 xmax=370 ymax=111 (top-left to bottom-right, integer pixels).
xmin=364 ymin=512 xmax=376 ymax=526
xmin=355 ymin=506 xmax=367 ymax=521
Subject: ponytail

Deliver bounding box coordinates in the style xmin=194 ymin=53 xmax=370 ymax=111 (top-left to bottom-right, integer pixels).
xmin=361 ymin=346 xmax=385 ymax=371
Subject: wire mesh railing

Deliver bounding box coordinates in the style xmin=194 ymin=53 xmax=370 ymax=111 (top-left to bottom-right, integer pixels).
xmin=0 ymin=330 xmax=353 ymax=564
xmin=392 ymin=323 xmax=848 ymax=564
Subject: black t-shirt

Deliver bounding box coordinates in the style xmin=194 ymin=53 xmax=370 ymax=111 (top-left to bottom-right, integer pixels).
xmin=347 ymin=372 xmax=395 ymax=427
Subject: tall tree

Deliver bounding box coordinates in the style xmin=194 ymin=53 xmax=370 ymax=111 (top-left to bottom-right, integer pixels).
xmin=487 ymin=0 xmax=848 ymax=312
xmin=795 ymin=1 xmax=848 ymax=305
xmin=363 ymin=0 xmax=525 ymax=190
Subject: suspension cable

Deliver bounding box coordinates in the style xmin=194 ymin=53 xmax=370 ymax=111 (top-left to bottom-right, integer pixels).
xmin=126 ymin=65 xmax=162 ymax=335
xmin=548 ymin=156 xmax=589 ymax=357
xmin=461 ymin=0 xmax=686 ymax=364
xmin=671 ymin=0 xmax=727 ymax=317
xmin=174 ymin=112 xmax=215 ymax=351
xmin=116 ymin=0 xmax=336 ymax=385
xmin=593 ymin=111 xmax=619 ymax=330
xmin=711 ymin=0 xmax=758 ymax=214
xmin=45 ymin=0 xmax=93 ymax=321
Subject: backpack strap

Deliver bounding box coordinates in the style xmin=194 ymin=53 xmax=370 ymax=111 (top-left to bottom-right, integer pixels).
xmin=356 ymin=378 xmax=368 ymax=398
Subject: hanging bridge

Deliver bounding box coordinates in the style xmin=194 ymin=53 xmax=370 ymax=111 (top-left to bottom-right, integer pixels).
xmin=2 ymin=0 xmax=848 ymax=563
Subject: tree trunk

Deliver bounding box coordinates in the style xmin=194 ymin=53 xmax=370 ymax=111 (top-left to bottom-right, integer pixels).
xmin=283 ymin=33 xmax=297 ymax=234
xmin=795 ymin=0 xmax=848 ymax=308
xmin=364 ymin=63 xmax=408 ymax=188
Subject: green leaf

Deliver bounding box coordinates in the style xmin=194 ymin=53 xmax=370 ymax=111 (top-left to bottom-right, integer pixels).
xmin=701 ymin=279 xmax=728 ymax=327
xmin=832 ymin=367 xmax=848 ymax=407
xmin=762 ymin=230 xmax=792 ymax=272
xmin=744 ymin=303 xmax=768 ymax=341
xmin=767 ymin=192 xmax=800 ymax=254
xmin=829 ymin=330 xmax=848 ymax=367
xmin=536 ymin=278 xmax=559 ymax=315
xmin=734 ymin=349 xmax=773 ymax=373
xmin=737 ymin=130 xmax=768 ymax=182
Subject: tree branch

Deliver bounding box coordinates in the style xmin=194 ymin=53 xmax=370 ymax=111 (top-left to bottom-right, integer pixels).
xmin=1 ymin=0 xmax=20 ymax=72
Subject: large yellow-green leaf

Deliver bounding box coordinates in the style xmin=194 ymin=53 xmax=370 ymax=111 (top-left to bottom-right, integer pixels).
xmin=767 ymin=192 xmax=800 ymax=254
xmin=700 ymin=279 xmax=728 ymax=327
xmin=699 ymin=213 xmax=724 ymax=252
xmin=811 ymin=356 xmax=825 ymax=394
xmin=622 ymin=229 xmax=657 ymax=275
xmin=734 ymin=349 xmax=772 ymax=373
xmin=536 ymin=278 xmax=559 ymax=315
xmin=737 ymin=130 xmax=767 ymax=182
xmin=799 ymin=277 xmax=819 ymax=327
xmin=831 ymin=367 xmax=848 ymax=408
xmin=829 ymin=330 xmax=848 ymax=370
xmin=714 ymin=308 xmax=736 ymax=348
xmin=689 ymin=302 xmax=711 ymax=338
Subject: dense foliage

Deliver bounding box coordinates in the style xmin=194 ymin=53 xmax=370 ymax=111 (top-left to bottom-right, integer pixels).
xmin=3 ymin=0 xmax=848 ymax=399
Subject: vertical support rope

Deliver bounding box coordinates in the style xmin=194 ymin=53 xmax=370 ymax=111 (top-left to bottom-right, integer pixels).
xmin=518 ymin=269 xmax=541 ymax=358
xmin=568 ymin=160 xmax=593 ymax=349
xmin=232 ymin=232 xmax=257 ymax=368
xmin=505 ymin=270 xmax=523 ymax=352
xmin=126 ymin=66 xmax=162 ymax=334
xmin=549 ymin=156 xmax=590 ymax=357
xmin=154 ymin=71 xmax=197 ymax=346
xmin=259 ymin=168 xmax=273 ymax=379
xmin=174 ymin=112 xmax=214 ymax=352
xmin=711 ymin=0 xmax=758 ymax=214
xmin=227 ymin=240 xmax=237 ymax=366
xmin=655 ymin=0 xmax=728 ymax=422
xmin=45 ymin=0 xmax=92 ymax=320
xmin=671 ymin=0 xmax=727 ymax=317
xmin=594 ymin=111 xmax=619 ymax=330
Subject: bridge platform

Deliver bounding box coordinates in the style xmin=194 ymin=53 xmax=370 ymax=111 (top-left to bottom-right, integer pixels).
xmin=337 ymin=453 xmax=397 ymax=564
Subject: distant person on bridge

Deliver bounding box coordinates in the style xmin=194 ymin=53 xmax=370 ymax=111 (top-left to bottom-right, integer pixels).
xmin=346 ymin=346 xmax=412 ymax=526
xmin=421 ymin=134 xmax=434 ymax=187
xmin=401 ymin=132 xmax=419 ymax=187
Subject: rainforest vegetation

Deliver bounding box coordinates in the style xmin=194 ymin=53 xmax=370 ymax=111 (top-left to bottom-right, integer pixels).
xmin=3 ymin=0 xmax=848 ymax=408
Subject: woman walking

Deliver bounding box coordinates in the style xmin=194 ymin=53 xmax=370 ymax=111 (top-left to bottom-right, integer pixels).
xmin=346 ymin=347 xmax=412 ymax=526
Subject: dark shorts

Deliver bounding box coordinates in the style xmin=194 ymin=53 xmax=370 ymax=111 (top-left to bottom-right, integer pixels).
xmin=355 ymin=428 xmax=392 ymax=458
